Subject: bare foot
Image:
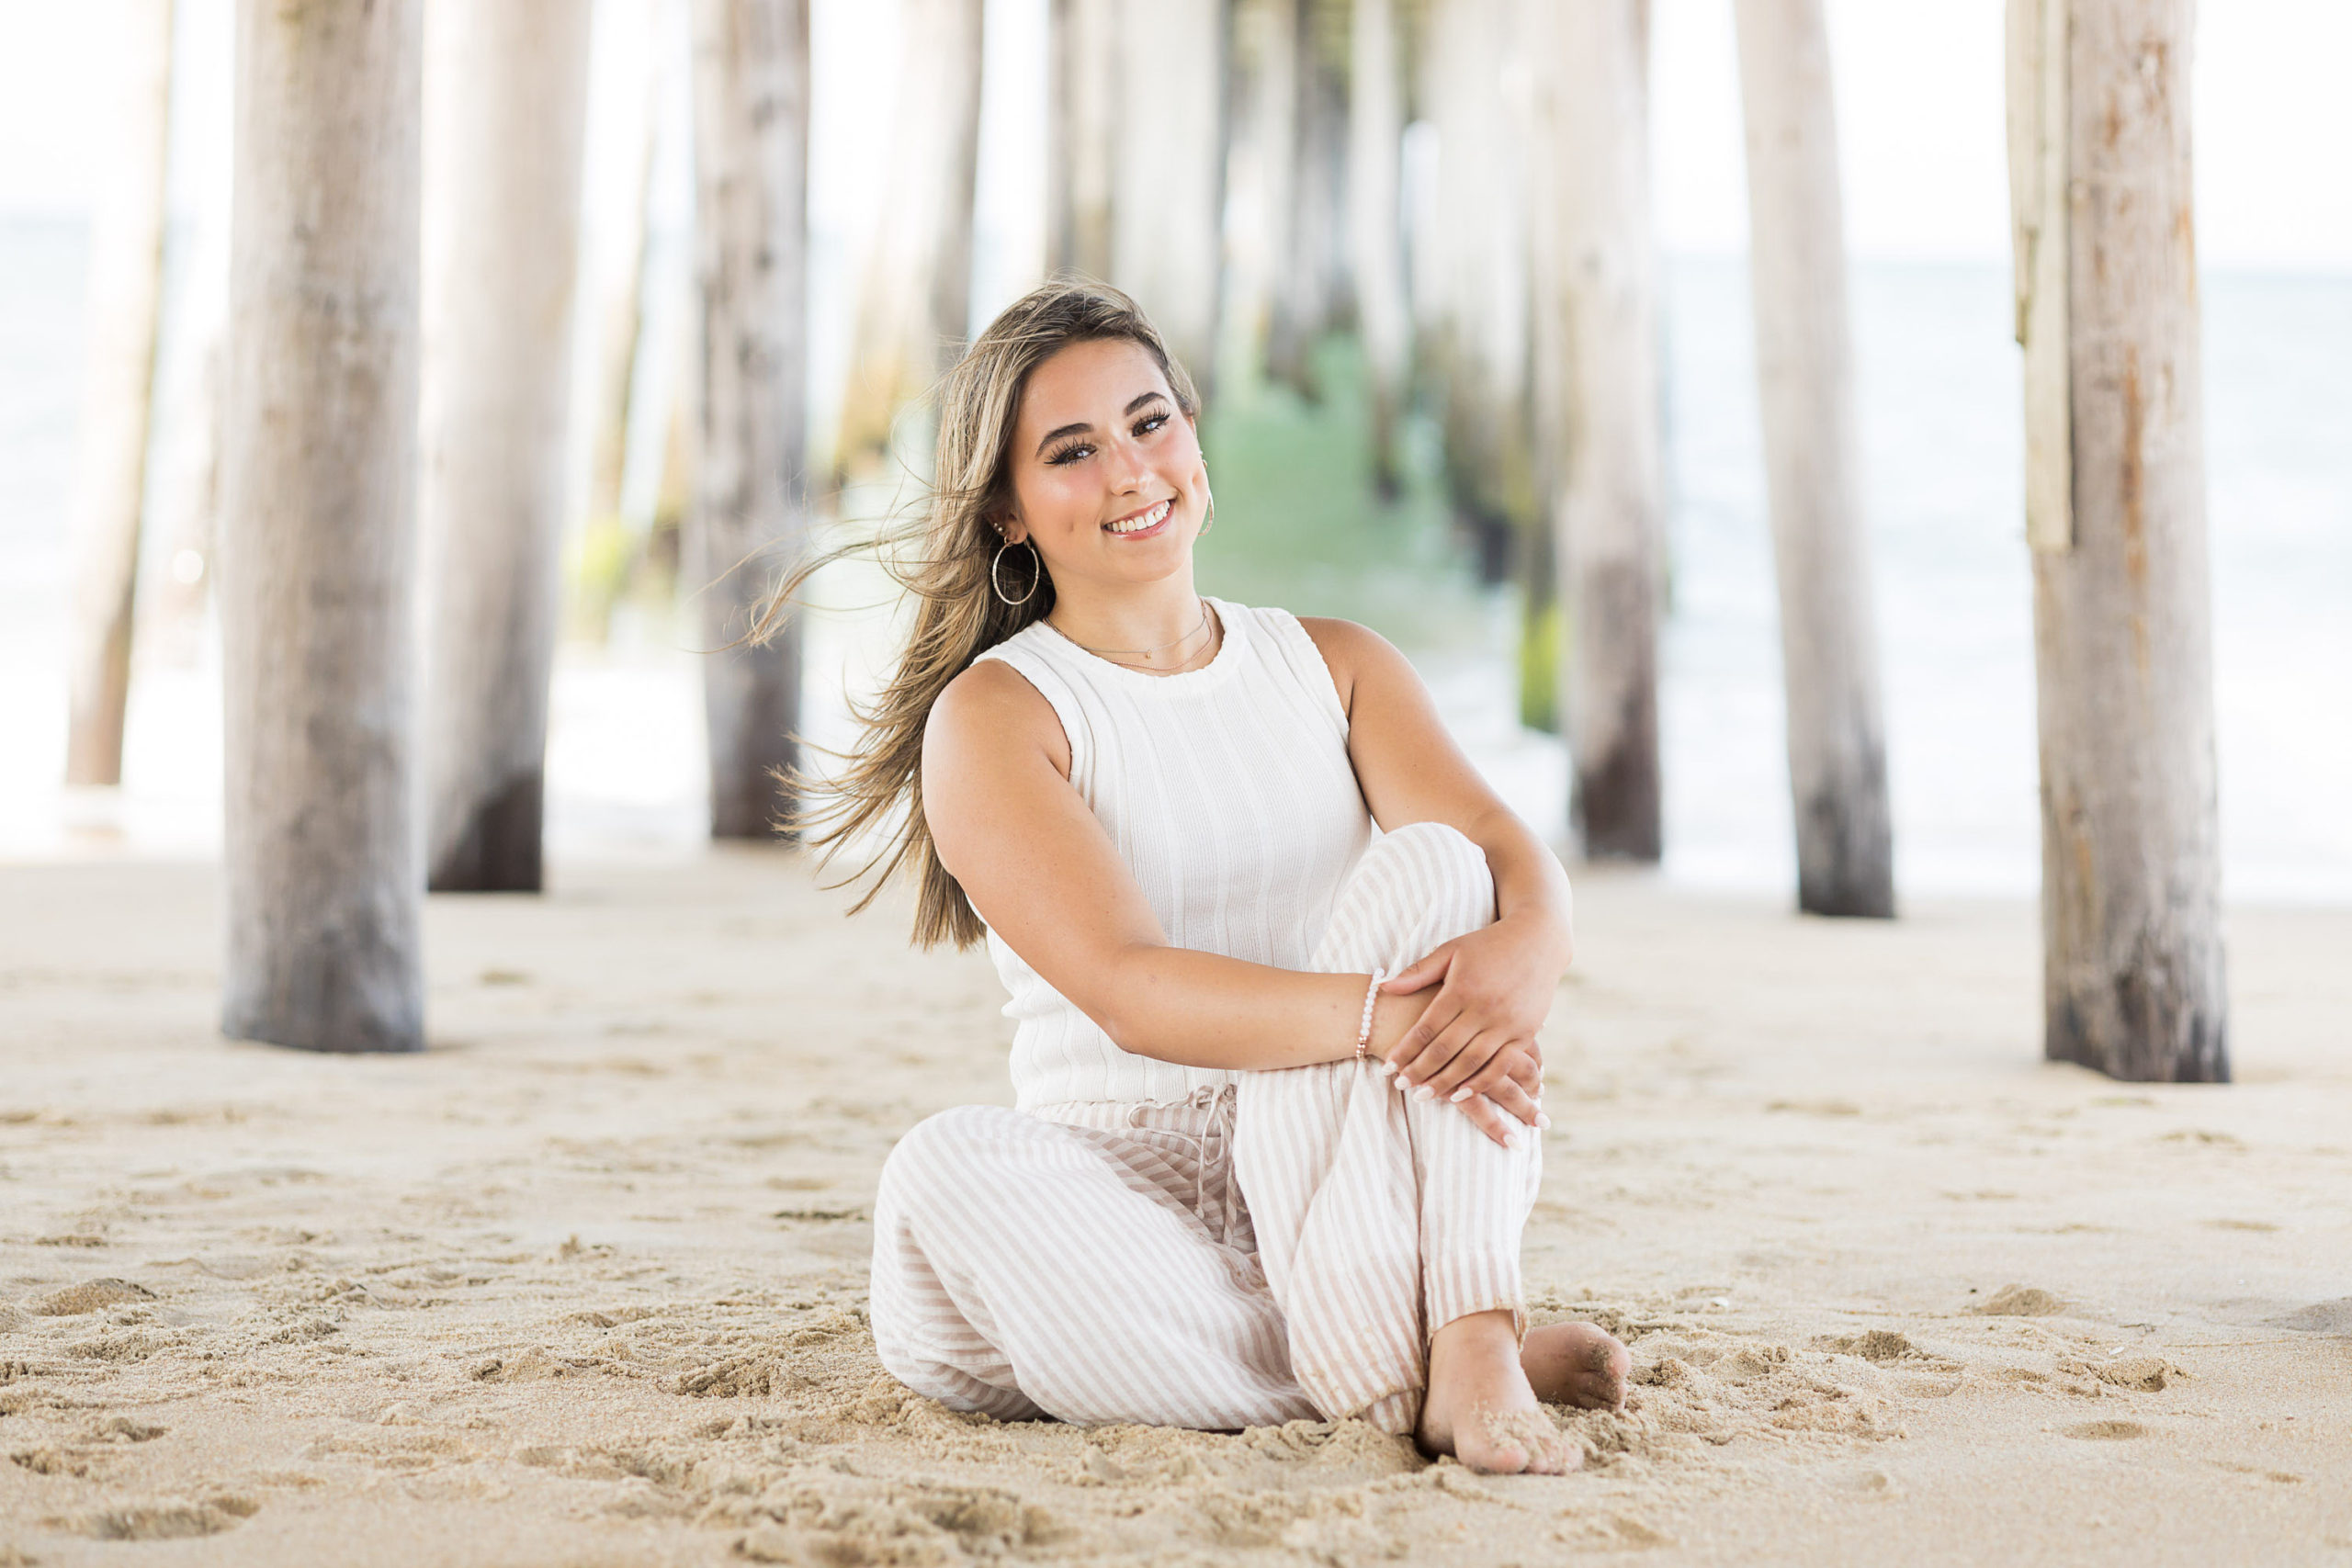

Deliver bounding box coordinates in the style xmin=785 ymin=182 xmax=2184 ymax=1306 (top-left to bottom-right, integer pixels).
xmin=1521 ymin=1320 xmax=1632 ymax=1412
xmin=1417 ymin=1309 xmax=1581 ymax=1475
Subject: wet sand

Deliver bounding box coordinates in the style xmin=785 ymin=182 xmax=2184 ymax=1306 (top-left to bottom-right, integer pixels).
xmin=3 ymin=851 xmax=2348 ymax=1565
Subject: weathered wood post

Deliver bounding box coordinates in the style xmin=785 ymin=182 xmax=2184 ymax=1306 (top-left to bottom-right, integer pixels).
xmin=835 ymin=0 xmax=985 ymax=481
xmin=1350 ymin=0 xmax=1409 ymax=496
xmin=1112 ymin=0 xmax=1229 ymax=392
xmin=689 ymin=0 xmax=810 ymax=840
xmin=1733 ymin=0 xmax=1894 ymax=916
xmin=1419 ymin=0 xmax=1536 ymax=584
xmin=419 ymin=0 xmax=594 ymax=892
xmin=1262 ymin=0 xmax=1324 ymax=395
xmin=1534 ymin=0 xmax=1666 ymax=860
xmin=62 ymin=0 xmax=175 ymax=786
xmin=220 ymin=0 xmax=425 ymax=1053
xmin=1239 ymin=0 xmax=1301 ymax=374
xmin=1049 ymin=0 xmax=1119 ymax=280
xmin=2006 ymin=0 xmax=2227 ymax=1080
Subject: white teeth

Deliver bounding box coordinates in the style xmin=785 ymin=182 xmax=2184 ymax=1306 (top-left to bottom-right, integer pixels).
xmin=1105 ymin=501 xmax=1170 ymax=536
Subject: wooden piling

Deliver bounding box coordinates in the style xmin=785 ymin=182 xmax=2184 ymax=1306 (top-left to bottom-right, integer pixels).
xmin=688 ymin=0 xmax=811 ymax=841
xmin=2007 ymin=0 xmax=2228 ymax=1080
xmin=220 ymin=0 xmax=426 ymax=1053
xmin=418 ymin=0 xmax=594 ymax=892
xmin=1734 ymin=0 xmax=1895 ymax=916
xmin=1532 ymin=0 xmax=1666 ymax=861
xmin=62 ymin=0 xmax=175 ymax=787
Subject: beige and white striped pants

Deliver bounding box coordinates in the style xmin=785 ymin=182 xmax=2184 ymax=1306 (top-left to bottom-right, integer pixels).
xmin=868 ymin=821 xmax=1543 ymax=1434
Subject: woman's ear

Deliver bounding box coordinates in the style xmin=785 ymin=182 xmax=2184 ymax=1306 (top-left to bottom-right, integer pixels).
xmin=994 ymin=513 xmax=1028 ymax=547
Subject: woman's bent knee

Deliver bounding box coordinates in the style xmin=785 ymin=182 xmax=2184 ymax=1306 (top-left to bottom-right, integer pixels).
xmin=1378 ymin=818 xmax=1484 ymax=863
xmin=1369 ymin=821 xmax=1492 ymax=898
xmin=1318 ymin=821 xmax=1497 ymax=968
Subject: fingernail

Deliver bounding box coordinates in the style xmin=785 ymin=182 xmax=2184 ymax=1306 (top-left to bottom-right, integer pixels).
xmin=1395 ymin=1076 xmax=1410 ymax=1093
xmin=1450 ymin=1086 xmax=1472 ymax=1103
xmin=1502 ymin=1131 xmax=1520 ymax=1148
xmin=1536 ymin=1113 xmax=1553 ymax=1131
xmin=1374 ymin=1061 xmax=1394 ymax=1077
xmin=1413 ymin=1085 xmax=1435 ymax=1102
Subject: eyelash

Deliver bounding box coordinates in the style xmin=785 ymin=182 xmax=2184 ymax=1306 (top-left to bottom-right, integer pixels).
xmin=1046 ymin=412 xmax=1170 ymax=467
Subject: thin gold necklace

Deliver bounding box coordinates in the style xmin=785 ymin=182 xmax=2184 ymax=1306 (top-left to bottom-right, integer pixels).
xmin=1103 ymin=615 xmax=1219 ymax=675
xmin=1056 ymin=598 xmax=1213 ymax=666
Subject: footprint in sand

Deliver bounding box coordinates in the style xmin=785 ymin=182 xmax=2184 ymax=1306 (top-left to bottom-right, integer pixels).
xmin=2062 ymin=1420 xmax=2144 ymax=1441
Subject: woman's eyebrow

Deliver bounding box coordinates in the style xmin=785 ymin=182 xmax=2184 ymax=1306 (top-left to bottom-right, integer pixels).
xmin=1033 ymin=391 xmax=1171 ymax=457
xmin=1035 ymin=420 xmax=1091 ymax=456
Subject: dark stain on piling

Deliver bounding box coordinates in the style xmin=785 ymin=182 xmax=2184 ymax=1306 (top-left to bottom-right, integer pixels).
xmin=2120 ymin=347 xmax=2149 ymax=676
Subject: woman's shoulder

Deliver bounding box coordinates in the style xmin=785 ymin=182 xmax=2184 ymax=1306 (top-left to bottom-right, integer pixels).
xmin=928 ymin=646 xmax=1072 ymax=773
xmin=933 ymin=649 xmax=1058 ymax=733
xmin=1284 ymin=612 xmax=1388 ymax=658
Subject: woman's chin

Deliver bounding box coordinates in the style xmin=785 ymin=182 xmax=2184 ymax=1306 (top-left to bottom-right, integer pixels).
xmin=1079 ymin=538 xmax=1200 ymax=586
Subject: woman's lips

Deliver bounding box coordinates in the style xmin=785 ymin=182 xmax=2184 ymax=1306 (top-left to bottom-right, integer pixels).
xmin=1102 ymin=498 xmax=1173 ymax=538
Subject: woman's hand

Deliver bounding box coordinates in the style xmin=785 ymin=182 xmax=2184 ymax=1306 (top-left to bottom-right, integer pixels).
xmin=1365 ymin=985 xmax=1544 ymax=1146
xmin=1379 ymin=913 xmax=1563 ymax=1103
xmin=1426 ymin=1043 xmax=1547 ymax=1148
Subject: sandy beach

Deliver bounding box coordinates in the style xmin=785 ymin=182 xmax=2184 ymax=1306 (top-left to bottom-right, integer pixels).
xmin=2 ymin=849 xmax=2347 ymax=1565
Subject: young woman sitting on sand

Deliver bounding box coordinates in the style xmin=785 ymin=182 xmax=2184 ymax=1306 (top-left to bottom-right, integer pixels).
xmin=771 ymin=279 xmax=1630 ymax=1474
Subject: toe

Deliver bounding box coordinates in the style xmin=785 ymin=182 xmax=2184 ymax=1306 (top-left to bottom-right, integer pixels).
xmin=1462 ymin=1410 xmax=1566 ymax=1475
xmin=1532 ymin=1438 xmax=1584 ymax=1475
xmin=1566 ymin=1333 xmax=1633 ymax=1410
xmin=1468 ymin=1431 xmax=1532 ymax=1475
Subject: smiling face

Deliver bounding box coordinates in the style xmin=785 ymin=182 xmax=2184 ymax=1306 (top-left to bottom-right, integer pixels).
xmin=998 ymin=336 xmax=1209 ymax=597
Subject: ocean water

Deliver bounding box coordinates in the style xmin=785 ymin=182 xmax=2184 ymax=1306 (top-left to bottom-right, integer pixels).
xmin=2 ymin=220 xmax=2346 ymax=903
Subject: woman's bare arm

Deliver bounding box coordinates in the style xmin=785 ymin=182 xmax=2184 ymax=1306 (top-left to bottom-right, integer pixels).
xmin=922 ymin=660 xmax=1443 ymax=1073
xmin=1300 ymin=618 xmax=1576 ymax=1102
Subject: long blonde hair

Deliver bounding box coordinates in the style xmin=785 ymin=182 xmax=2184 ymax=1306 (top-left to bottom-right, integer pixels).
xmin=753 ymin=277 xmax=1202 ymax=948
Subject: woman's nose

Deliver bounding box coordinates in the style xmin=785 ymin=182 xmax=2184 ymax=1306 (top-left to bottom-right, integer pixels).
xmin=1103 ymin=444 xmax=1147 ymax=492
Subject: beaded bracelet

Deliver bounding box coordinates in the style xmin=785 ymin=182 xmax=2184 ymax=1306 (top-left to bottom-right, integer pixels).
xmin=1353 ymin=966 xmax=1386 ymax=1060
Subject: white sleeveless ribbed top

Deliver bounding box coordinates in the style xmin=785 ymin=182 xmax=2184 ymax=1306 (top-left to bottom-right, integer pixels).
xmin=970 ymin=597 xmax=1374 ymax=1110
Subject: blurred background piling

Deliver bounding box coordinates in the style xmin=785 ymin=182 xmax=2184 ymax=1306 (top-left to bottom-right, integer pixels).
xmin=2 ymin=0 xmax=2348 ymax=1080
